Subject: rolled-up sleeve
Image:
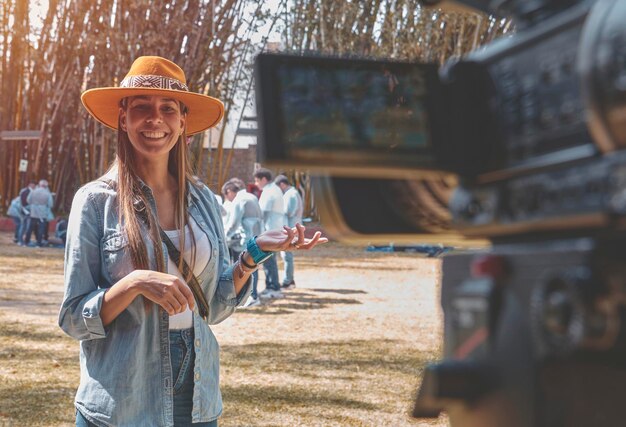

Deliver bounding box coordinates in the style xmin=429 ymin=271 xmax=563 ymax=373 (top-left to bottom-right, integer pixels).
xmin=216 ymin=264 xmax=251 ymax=305
xmin=207 ymin=264 xmax=252 ymax=325
xmin=58 ymin=187 xmax=107 ymax=340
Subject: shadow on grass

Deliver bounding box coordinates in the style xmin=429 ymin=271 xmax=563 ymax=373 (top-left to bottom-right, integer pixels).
xmin=0 ymin=339 xmax=77 ymax=363
xmin=222 ymin=339 xmax=438 ymax=378
xmin=222 ymin=383 xmax=377 ymax=411
xmin=0 ymin=247 xmax=65 ymax=268
xmin=0 ymin=321 xmax=78 ymax=425
xmin=287 ymin=296 xmax=361 ymax=305
xmin=236 ymin=294 xmax=362 ymax=316
xmin=0 ymin=247 xmax=64 ymax=260
xmin=296 ymin=258 xmax=423 ymax=271
xmin=220 ymin=339 xmax=439 ymax=425
xmin=0 ymin=288 xmax=63 ymax=316
xmin=0 ymin=320 xmax=66 ymax=343
xmin=309 ymin=288 xmax=367 ymax=295
xmin=0 ymin=383 xmax=76 ymax=424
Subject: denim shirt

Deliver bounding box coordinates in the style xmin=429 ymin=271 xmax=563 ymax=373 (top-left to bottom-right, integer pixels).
xmin=58 ymin=170 xmax=251 ymax=427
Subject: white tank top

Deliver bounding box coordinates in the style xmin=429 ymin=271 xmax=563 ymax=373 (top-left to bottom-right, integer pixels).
xmin=163 ymin=216 xmax=211 ymax=330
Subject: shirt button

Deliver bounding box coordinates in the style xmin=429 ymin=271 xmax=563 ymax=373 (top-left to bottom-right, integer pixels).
xmin=195 ymin=339 xmax=201 ymax=347
xmin=195 ymin=373 xmax=201 ymax=380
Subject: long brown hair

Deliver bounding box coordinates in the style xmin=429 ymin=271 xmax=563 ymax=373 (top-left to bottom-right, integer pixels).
xmin=111 ymin=97 xmax=198 ymax=281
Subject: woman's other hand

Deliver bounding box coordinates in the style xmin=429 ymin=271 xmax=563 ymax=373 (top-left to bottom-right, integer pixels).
xmin=255 ymin=223 xmax=328 ymax=252
xmin=129 ymin=270 xmax=196 ymax=315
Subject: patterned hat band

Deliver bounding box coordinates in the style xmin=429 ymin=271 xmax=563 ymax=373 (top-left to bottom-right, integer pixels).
xmin=119 ymin=74 xmax=189 ymax=92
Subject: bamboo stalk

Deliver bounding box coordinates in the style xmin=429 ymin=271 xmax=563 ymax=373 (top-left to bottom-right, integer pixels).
xmin=1 ymin=0 xmax=263 ymax=212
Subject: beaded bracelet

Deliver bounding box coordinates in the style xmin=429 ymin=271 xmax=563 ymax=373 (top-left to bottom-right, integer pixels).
xmin=239 ymin=250 xmax=257 ymax=269
xmin=236 ymin=250 xmax=258 ymax=279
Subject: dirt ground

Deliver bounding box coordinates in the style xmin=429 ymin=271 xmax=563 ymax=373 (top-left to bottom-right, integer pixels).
xmin=0 ymin=231 xmax=448 ymax=426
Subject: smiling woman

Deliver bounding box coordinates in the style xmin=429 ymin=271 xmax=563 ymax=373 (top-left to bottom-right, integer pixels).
xmin=58 ymin=56 xmax=327 ymax=427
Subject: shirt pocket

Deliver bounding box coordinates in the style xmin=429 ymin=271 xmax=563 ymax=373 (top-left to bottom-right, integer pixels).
xmin=102 ymin=231 xmax=134 ymax=283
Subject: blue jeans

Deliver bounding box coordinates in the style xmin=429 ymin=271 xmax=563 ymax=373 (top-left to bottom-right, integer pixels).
xmin=10 ymin=216 xmax=21 ymax=242
xmin=24 ymin=218 xmax=47 ymax=246
xmin=76 ymin=329 xmax=218 ymax=427
xmin=18 ymin=216 xmax=31 ymax=244
xmin=263 ymin=255 xmax=280 ymax=291
xmin=280 ymin=251 xmax=295 ymax=284
xmin=170 ymin=328 xmax=218 ymax=427
xmin=34 ymin=219 xmax=48 ymax=245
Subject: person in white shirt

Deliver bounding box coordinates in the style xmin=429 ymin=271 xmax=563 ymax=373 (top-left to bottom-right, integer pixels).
xmin=222 ymin=178 xmax=264 ymax=305
xmin=275 ymin=175 xmax=304 ymax=289
xmin=254 ymin=168 xmax=285 ymax=299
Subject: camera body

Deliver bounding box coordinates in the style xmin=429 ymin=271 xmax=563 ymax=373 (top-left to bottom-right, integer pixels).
xmin=418 ymin=238 xmax=626 ymax=426
xmin=255 ymin=0 xmax=626 ymax=425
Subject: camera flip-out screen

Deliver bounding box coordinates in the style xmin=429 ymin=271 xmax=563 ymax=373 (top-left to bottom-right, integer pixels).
xmin=256 ymin=54 xmax=449 ymax=178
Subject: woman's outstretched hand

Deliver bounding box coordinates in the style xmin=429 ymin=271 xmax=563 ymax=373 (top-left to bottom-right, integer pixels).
xmin=255 ymin=223 xmax=328 ymax=252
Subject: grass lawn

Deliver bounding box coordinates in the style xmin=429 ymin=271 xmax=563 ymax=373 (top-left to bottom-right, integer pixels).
xmin=0 ymin=232 xmax=447 ymax=426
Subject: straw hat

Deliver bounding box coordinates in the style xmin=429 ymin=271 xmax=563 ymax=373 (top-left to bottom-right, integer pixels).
xmin=81 ymin=56 xmax=224 ymax=135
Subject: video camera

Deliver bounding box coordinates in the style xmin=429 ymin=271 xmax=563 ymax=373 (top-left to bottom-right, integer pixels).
xmin=255 ymin=0 xmax=626 ymax=425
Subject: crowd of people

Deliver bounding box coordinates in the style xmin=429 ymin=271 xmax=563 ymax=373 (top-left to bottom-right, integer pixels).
xmin=221 ymin=168 xmax=304 ymax=307
xmin=5 ymin=169 xmax=301 ymax=257
xmin=6 ymin=179 xmax=67 ymax=247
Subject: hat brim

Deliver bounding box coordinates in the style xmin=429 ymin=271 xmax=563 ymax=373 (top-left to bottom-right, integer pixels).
xmin=81 ymin=87 xmax=224 ymax=136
